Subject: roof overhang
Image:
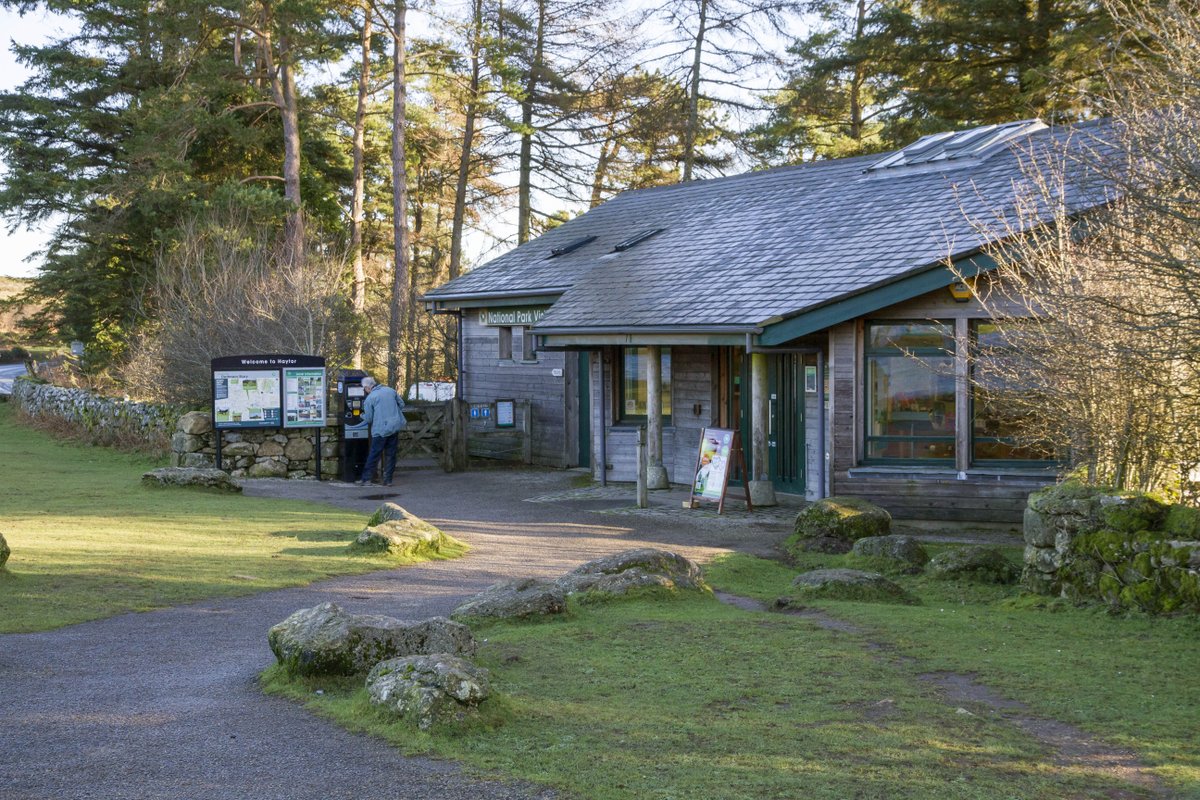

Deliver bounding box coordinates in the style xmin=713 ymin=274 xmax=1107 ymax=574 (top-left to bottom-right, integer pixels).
xmin=423 ymin=288 xmax=565 ymax=312
xmin=756 ymin=251 xmax=998 ymax=346
xmin=536 ymin=325 xmax=759 ymax=349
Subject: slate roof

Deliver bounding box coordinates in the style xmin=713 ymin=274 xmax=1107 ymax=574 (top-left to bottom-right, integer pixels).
xmin=426 ymin=119 xmax=1116 ymax=332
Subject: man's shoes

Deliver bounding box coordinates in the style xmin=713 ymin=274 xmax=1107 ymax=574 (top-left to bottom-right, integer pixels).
xmin=381 ymin=481 xmax=393 ymax=487
xmin=354 ymin=479 xmax=366 ymax=486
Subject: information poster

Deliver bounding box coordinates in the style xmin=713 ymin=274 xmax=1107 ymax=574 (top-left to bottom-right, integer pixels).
xmin=284 ymin=367 xmax=326 ymax=428
xmin=214 ymin=370 xmax=281 ymax=429
xmin=693 ymin=428 xmax=734 ymax=500
xmin=495 ymin=399 xmax=516 ymax=428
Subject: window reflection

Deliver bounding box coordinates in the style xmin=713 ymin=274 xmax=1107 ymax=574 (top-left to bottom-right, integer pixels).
xmin=621 ymin=347 xmax=671 ymax=418
xmin=865 ymin=322 xmax=955 ymax=462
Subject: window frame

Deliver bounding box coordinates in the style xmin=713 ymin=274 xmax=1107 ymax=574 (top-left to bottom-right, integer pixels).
xmin=616 ymin=346 xmax=672 ymax=424
xmin=968 ymin=319 xmax=1056 ymax=467
xmin=520 ymin=326 xmax=538 ymax=362
xmin=497 ymin=326 xmax=513 ymax=361
xmin=862 ymin=320 xmax=957 ymax=466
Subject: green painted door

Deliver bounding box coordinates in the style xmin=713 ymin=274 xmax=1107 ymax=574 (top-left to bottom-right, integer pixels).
xmin=577 ymin=351 xmax=591 ymax=468
xmin=769 ymin=353 xmax=805 ymax=494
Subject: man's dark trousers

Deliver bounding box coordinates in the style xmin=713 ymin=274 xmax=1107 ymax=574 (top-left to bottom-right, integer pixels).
xmin=361 ymin=433 xmax=399 ymax=484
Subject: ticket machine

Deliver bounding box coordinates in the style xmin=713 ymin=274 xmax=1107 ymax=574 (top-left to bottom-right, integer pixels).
xmin=338 ymin=369 xmax=370 ymax=482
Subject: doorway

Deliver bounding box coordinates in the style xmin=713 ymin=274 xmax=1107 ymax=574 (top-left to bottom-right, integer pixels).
xmin=769 ymin=353 xmax=805 ymax=494
xmin=577 ymin=351 xmax=591 ymax=468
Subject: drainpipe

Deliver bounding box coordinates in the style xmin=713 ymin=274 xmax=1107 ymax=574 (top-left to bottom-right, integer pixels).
xmin=456 ymin=310 xmax=465 ymax=400
xmin=599 ymin=347 xmax=608 ymax=486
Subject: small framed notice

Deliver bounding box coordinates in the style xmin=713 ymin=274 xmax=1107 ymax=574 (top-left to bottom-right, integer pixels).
xmin=805 ymin=365 xmax=818 ymax=393
xmin=495 ymin=399 xmax=516 ymax=428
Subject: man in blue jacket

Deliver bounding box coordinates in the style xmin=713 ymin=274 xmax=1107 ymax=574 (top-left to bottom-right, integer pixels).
xmin=356 ymin=376 xmax=407 ymax=486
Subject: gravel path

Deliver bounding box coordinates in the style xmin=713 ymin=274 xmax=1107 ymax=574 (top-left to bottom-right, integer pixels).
xmin=0 ymin=468 xmax=791 ymax=800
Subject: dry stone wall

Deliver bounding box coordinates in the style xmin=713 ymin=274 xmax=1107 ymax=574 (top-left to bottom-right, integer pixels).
xmin=170 ymin=411 xmax=338 ymax=479
xmin=10 ymin=380 xmax=336 ymax=479
xmin=11 ymin=378 xmax=182 ymax=443
xmin=1023 ymin=482 xmax=1200 ymax=613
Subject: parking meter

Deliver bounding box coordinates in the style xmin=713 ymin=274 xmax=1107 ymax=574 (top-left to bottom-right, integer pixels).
xmin=337 ymin=369 xmax=369 ymax=482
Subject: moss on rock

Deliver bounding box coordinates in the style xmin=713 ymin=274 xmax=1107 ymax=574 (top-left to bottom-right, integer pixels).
xmin=776 ymin=568 xmax=919 ymax=606
xmin=927 ymin=546 xmax=1019 ymax=584
xmin=785 ymin=497 xmax=891 ymax=558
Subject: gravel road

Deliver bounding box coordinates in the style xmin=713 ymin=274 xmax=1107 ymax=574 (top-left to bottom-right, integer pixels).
xmin=0 ymin=467 xmax=790 ymax=800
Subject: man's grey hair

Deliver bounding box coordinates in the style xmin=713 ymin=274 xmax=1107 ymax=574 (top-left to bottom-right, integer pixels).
xmin=362 ymin=376 xmax=378 ymax=390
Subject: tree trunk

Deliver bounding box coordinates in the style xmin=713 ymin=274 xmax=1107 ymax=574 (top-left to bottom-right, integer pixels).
xmin=849 ymin=0 xmax=867 ymax=141
xmin=590 ymin=125 xmax=618 ymax=208
xmin=279 ymin=43 xmax=304 ymax=262
xmin=517 ymin=0 xmax=546 ymax=244
xmin=260 ymin=5 xmax=304 ymax=262
xmin=449 ymin=0 xmax=482 ymax=280
xmin=682 ymin=0 xmax=708 ymax=182
xmin=350 ymin=8 xmax=372 ymax=367
xmin=389 ymin=0 xmax=409 ymax=387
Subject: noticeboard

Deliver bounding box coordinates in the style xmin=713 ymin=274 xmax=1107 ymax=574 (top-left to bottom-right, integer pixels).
xmin=211 ymin=354 xmax=325 ymax=430
xmin=495 ymin=399 xmax=516 ymax=428
xmin=283 ymin=367 xmax=327 ymax=428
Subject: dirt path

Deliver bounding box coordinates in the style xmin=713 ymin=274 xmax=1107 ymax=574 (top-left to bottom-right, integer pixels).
xmin=0 ymin=469 xmax=789 ymax=800
xmin=713 ymin=592 xmax=1167 ymax=799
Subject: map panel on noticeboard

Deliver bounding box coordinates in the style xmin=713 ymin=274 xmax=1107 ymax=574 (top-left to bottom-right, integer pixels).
xmin=213 ymin=370 xmax=282 ymax=429
xmin=283 ymin=367 xmax=326 ymax=428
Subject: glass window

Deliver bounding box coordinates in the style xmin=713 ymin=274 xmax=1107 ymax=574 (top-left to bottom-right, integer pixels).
xmin=865 ymin=321 xmax=955 ymax=462
xmin=971 ymin=321 xmax=1052 ymax=462
xmin=497 ymin=326 xmax=513 ymax=360
xmin=520 ymin=327 xmax=537 ymax=361
xmin=620 ymin=347 xmax=671 ymax=420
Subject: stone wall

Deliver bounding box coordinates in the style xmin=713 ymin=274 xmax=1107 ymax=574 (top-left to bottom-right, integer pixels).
xmin=1023 ymin=482 xmax=1200 ymax=613
xmin=171 ymin=411 xmax=339 ymax=479
xmin=11 ymin=377 xmax=183 ymax=445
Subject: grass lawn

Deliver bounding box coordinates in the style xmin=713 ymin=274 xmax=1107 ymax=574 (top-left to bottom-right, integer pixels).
xmin=263 ymin=547 xmax=1200 ymax=800
xmin=0 ymin=403 xmax=464 ymax=633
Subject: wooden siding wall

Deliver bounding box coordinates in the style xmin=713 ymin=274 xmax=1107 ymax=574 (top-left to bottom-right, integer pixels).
xmin=827 ymin=285 xmax=1051 ymax=522
xmin=804 ymin=354 xmax=824 ymax=500
xmin=462 ymin=316 xmax=571 ymax=467
xmin=590 ymin=346 xmax=714 ymax=482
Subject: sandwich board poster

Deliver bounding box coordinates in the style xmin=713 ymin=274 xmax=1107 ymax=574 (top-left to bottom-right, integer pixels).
xmin=283 ymin=367 xmax=327 ymax=428
xmin=693 ymin=428 xmax=734 ymax=499
xmin=213 ymin=369 xmax=281 ymax=429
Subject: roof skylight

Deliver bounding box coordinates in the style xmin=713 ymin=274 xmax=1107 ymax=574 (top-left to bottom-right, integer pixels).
xmin=547 ymin=235 xmax=597 ymax=258
xmin=865 ymin=119 xmax=1048 ymax=173
xmin=612 ymin=228 xmax=664 ymax=252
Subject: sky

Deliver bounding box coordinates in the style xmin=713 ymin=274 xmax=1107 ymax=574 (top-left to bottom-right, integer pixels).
xmin=0 ymin=2 xmax=799 ymax=279
xmin=0 ymin=6 xmax=66 ymax=278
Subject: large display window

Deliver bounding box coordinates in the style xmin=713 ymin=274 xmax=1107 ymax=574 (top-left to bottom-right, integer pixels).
xmin=619 ymin=347 xmax=672 ymax=421
xmin=971 ymin=321 xmax=1052 ymax=463
xmin=865 ymin=321 xmax=956 ymax=462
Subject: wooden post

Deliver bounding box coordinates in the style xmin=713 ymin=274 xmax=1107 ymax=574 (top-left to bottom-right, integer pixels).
xmin=748 ymin=351 xmax=778 ymax=506
xmin=521 ymin=400 xmax=533 ymax=464
xmin=954 ymin=318 xmax=970 ymax=473
xmin=441 ymin=398 xmax=468 ymax=472
xmin=314 ymin=427 xmax=322 ymax=481
xmin=645 ymin=345 xmax=669 ymax=489
xmin=636 ymin=425 xmax=649 ymax=508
